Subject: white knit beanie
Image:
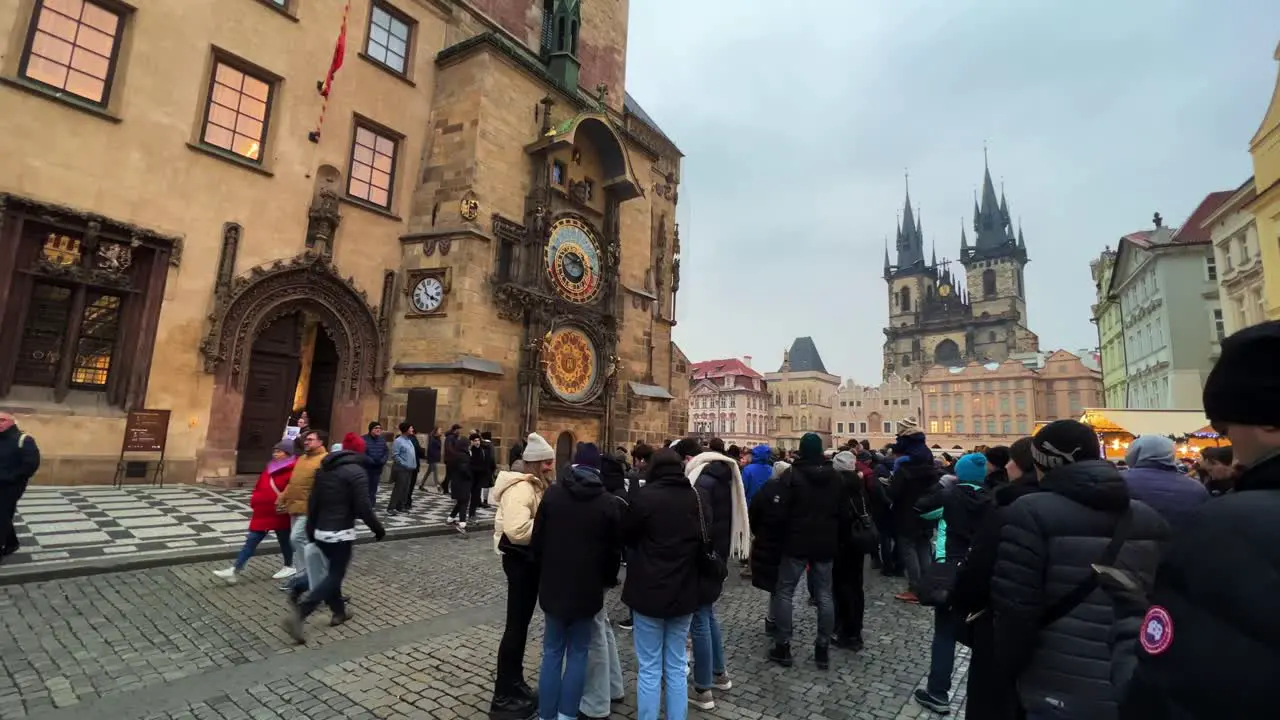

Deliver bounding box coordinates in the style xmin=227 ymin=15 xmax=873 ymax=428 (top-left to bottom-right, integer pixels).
xmin=523 ymin=432 xmax=555 ymax=462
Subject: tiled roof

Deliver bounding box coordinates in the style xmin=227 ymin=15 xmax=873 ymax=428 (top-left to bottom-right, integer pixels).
xmin=781 ymin=337 xmax=829 ymax=374
xmin=1169 ymin=190 xmax=1235 ymax=245
xmin=624 ymin=92 xmax=672 ymax=144
xmin=690 ymin=358 xmax=763 ymax=380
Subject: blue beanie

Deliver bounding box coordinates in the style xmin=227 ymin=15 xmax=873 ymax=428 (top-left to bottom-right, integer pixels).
xmin=955 ymin=453 xmax=988 ymax=485
xmin=573 ymin=442 xmax=602 ymax=469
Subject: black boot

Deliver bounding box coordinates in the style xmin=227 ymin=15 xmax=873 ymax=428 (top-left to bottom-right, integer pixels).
xmin=764 ymin=617 xmax=777 ymax=636
xmin=514 ymin=680 xmax=538 ymax=703
xmin=831 ymin=634 xmax=864 ymax=652
xmin=488 ymin=694 xmax=535 ymax=720
xmin=767 ymin=642 xmax=793 ymax=667
xmin=814 ymin=642 xmax=830 ymax=670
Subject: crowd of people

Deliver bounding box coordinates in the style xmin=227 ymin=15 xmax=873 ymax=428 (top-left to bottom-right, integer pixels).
xmin=3 ymin=321 xmax=1279 ymax=719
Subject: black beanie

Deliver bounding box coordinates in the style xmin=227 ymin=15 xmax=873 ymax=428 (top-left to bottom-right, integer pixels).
xmin=573 ymin=442 xmax=602 ymax=469
xmin=1031 ymin=420 xmax=1100 ymax=472
xmin=673 ymin=437 xmax=703 ymax=459
xmin=1203 ymin=320 xmax=1280 ymax=427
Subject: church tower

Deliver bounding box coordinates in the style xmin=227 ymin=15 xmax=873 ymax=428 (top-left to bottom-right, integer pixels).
xmin=882 ymin=178 xmax=942 ymax=381
xmin=959 ymin=157 xmax=1034 ymax=360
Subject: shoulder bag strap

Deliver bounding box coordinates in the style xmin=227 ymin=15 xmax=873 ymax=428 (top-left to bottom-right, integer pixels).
xmin=690 ymin=484 xmax=710 ymax=546
xmin=1039 ymin=507 xmax=1135 ymax=628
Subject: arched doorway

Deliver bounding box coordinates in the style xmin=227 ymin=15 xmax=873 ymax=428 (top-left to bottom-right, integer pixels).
xmin=233 ymin=312 xmax=341 ymax=474
xmin=200 ymin=252 xmax=384 ymax=479
xmin=555 ymin=431 xmax=575 ymax=471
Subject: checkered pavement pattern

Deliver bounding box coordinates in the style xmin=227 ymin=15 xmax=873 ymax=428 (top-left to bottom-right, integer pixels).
xmin=6 ymin=483 xmax=492 ymax=568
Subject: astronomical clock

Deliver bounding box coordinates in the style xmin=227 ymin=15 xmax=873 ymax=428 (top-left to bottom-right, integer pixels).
xmin=489 ymin=104 xmax=642 ymax=440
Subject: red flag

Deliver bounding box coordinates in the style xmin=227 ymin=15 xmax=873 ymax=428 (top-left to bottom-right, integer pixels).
xmin=321 ymin=14 xmax=347 ymax=97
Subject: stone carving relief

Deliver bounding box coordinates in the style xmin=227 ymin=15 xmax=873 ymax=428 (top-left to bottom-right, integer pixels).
xmin=199 ymin=250 xmax=383 ymax=397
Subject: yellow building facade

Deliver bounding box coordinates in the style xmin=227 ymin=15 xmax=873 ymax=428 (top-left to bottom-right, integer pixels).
xmin=0 ymin=0 xmax=687 ymax=484
xmin=1251 ymin=41 xmax=1280 ymax=319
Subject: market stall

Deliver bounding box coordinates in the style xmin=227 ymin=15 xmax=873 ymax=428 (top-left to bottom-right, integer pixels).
xmin=1078 ymin=409 xmax=1228 ymax=461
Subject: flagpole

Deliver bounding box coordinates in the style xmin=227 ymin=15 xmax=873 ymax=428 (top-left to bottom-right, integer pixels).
xmin=308 ymin=0 xmax=352 ymax=143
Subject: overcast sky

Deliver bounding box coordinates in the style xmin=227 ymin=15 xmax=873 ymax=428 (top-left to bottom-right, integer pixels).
xmin=623 ymin=0 xmax=1280 ymax=384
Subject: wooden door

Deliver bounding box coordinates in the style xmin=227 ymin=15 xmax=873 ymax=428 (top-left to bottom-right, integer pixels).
xmin=236 ymin=316 xmax=301 ymax=474
xmin=555 ymin=431 xmax=575 ymax=472
xmin=306 ymin=329 xmax=339 ymax=434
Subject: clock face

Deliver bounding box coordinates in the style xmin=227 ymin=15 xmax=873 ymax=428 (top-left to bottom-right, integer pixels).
xmin=545 ymin=218 xmax=603 ymax=304
xmin=938 ymin=283 xmax=952 ymax=297
xmin=411 ymin=276 xmax=443 ymax=313
xmin=544 ymin=326 xmax=599 ymax=403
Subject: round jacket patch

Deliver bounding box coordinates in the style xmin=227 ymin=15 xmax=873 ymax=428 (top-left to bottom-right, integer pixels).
xmin=1140 ymin=605 xmax=1174 ymax=655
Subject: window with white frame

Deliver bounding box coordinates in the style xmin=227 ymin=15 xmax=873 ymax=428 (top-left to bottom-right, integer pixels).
xmin=1212 ymin=308 xmax=1225 ymax=342
xmin=1205 ymin=255 xmax=1217 ymax=282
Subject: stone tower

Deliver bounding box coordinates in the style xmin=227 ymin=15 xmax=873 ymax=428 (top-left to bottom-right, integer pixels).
xmin=882 ymin=160 xmax=1039 ymax=381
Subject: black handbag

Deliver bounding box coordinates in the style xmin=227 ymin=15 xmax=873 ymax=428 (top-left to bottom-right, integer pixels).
xmin=917 ymin=557 xmax=960 ymax=607
xmin=692 ymin=485 xmax=728 ymax=583
xmin=847 ymin=484 xmax=878 ymax=554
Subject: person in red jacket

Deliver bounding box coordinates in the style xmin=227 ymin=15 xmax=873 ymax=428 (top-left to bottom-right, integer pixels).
xmin=214 ymin=440 xmax=297 ymax=584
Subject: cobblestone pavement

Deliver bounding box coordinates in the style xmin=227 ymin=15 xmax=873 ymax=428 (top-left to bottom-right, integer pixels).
xmin=0 ymin=532 xmax=970 ymax=720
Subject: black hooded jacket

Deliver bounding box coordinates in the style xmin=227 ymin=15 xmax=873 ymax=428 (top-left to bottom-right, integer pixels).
xmin=777 ymin=458 xmax=850 ymax=562
xmin=749 ymin=473 xmax=787 ymax=593
xmin=623 ymin=450 xmax=703 ymax=619
xmin=991 ymin=460 xmax=1169 ymax=720
xmin=1121 ymin=453 xmax=1280 ymax=720
xmin=889 ymin=460 xmax=941 ymax=539
xmin=306 ymin=451 xmax=385 ymax=540
xmin=532 ymin=465 xmax=623 ymax=621
xmin=693 ymin=456 xmax=734 ymax=561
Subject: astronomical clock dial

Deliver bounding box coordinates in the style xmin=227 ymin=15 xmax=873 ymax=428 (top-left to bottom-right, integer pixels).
xmin=938 ymin=282 xmax=952 ymax=297
xmin=544 ymin=326 xmax=600 ymax=403
xmin=545 ymin=217 xmax=603 ymax=304
xmin=411 ymin=276 xmax=444 ymax=313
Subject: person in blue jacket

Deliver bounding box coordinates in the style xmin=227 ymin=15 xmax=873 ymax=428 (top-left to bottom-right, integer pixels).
xmin=742 ymin=444 xmax=773 ymax=505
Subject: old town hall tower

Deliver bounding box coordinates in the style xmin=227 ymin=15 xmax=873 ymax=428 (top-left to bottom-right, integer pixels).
xmin=882 ymin=161 xmax=1039 ymax=381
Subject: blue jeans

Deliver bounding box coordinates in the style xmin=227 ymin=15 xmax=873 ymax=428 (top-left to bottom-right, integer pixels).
xmin=579 ymin=607 xmax=623 ymax=717
xmin=232 ymin=529 xmax=292 ymax=572
xmin=633 ymin=612 xmax=692 ymax=720
xmin=690 ymin=603 xmax=725 ymax=689
xmin=538 ymin=613 xmax=592 ymax=720
xmin=927 ymin=605 xmax=958 ymax=699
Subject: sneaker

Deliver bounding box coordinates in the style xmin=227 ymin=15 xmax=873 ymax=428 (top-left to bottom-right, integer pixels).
xmin=456 ymin=521 xmax=467 ymax=534
xmin=767 ymin=642 xmax=793 ymax=667
xmin=894 ymin=591 xmax=920 ymax=604
xmin=272 ymin=567 xmax=297 ymax=580
xmin=712 ymin=672 xmax=732 ymax=691
xmin=814 ymin=643 xmax=830 ymax=671
xmin=447 ymin=515 xmax=457 ymax=524
xmin=913 ymin=689 xmax=950 ymax=714
xmin=281 ymin=611 xmax=306 ymax=645
xmin=617 ymin=618 xmax=634 ymax=631
xmin=213 ymin=567 xmax=238 ymax=584
xmin=688 ymin=688 xmax=714 ymax=711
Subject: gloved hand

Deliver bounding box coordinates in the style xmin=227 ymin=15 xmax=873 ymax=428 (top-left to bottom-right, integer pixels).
xmin=374 ymin=528 xmax=386 ymax=542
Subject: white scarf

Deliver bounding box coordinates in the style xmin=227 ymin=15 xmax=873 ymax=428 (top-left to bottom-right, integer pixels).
xmin=685 ymin=451 xmax=751 ymax=560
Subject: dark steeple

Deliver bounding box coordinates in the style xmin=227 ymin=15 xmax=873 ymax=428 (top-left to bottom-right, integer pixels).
xmin=970 ymin=152 xmax=1019 ymax=254
xmin=780 ymin=336 xmax=830 ymax=374
xmin=546 ymin=0 xmax=581 ymax=90
xmin=895 ymin=174 xmax=925 ymax=269
xmin=883 ymin=238 xmax=891 ymax=278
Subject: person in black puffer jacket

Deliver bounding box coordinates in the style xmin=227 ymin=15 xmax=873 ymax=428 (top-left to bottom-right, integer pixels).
xmin=830 ymin=452 xmax=871 ymax=651
xmin=1121 ymin=321 xmax=1280 ymax=720
xmin=992 ymin=421 xmax=1169 ymax=720
xmin=888 ymin=421 xmax=941 ymax=602
xmin=622 ymin=447 xmax=704 ymax=717
xmin=531 ymin=444 xmax=622 ymax=720
xmin=748 ymin=460 xmax=790 ymax=620
xmin=767 ymin=433 xmax=851 ymax=671
xmin=283 ymin=448 xmax=385 ymax=643
xmin=952 ymin=436 xmax=1039 ymax=720
xmin=910 ymin=453 xmax=994 ymax=714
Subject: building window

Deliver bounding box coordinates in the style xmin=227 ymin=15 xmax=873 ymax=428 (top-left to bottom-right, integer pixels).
xmin=955 ymin=418 xmax=964 ymax=433
xmin=20 ymin=0 xmax=125 ymax=105
xmin=1205 ymin=255 xmax=1217 ymax=282
xmin=929 ymin=420 xmax=939 ymax=433
xmin=941 ymin=396 xmax=950 ymax=413
xmin=1017 ymin=419 xmax=1028 ymax=433
xmin=365 ymin=2 xmax=412 ymax=75
xmin=982 ymin=268 xmax=996 ymax=298
xmin=1047 ymin=395 xmax=1058 ymax=416
xmin=1002 ymin=419 xmax=1011 ymax=434
xmin=202 ymin=59 xmax=273 ymax=162
xmin=1016 ymin=393 xmax=1026 ymax=411
xmin=1000 ymin=395 xmax=1010 ymax=412
xmin=1 ymin=200 xmax=174 ymax=407
xmin=837 ymin=422 xmax=844 ymax=433
xmin=943 ymin=420 xmax=952 ymax=433
xmin=883 ymin=399 xmax=889 ymax=407
xmin=855 ymin=400 xmax=862 ymax=407
xmin=347 ymin=121 xmax=399 ymax=209
xmin=986 ymin=419 xmax=996 ymax=434
xmin=882 ymin=421 xmax=891 ymax=433
xmin=929 ymin=397 xmax=938 ymax=413
xmin=1212 ymin=308 xmax=1225 ymax=342
xmin=1069 ymin=391 xmax=1082 ymax=414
